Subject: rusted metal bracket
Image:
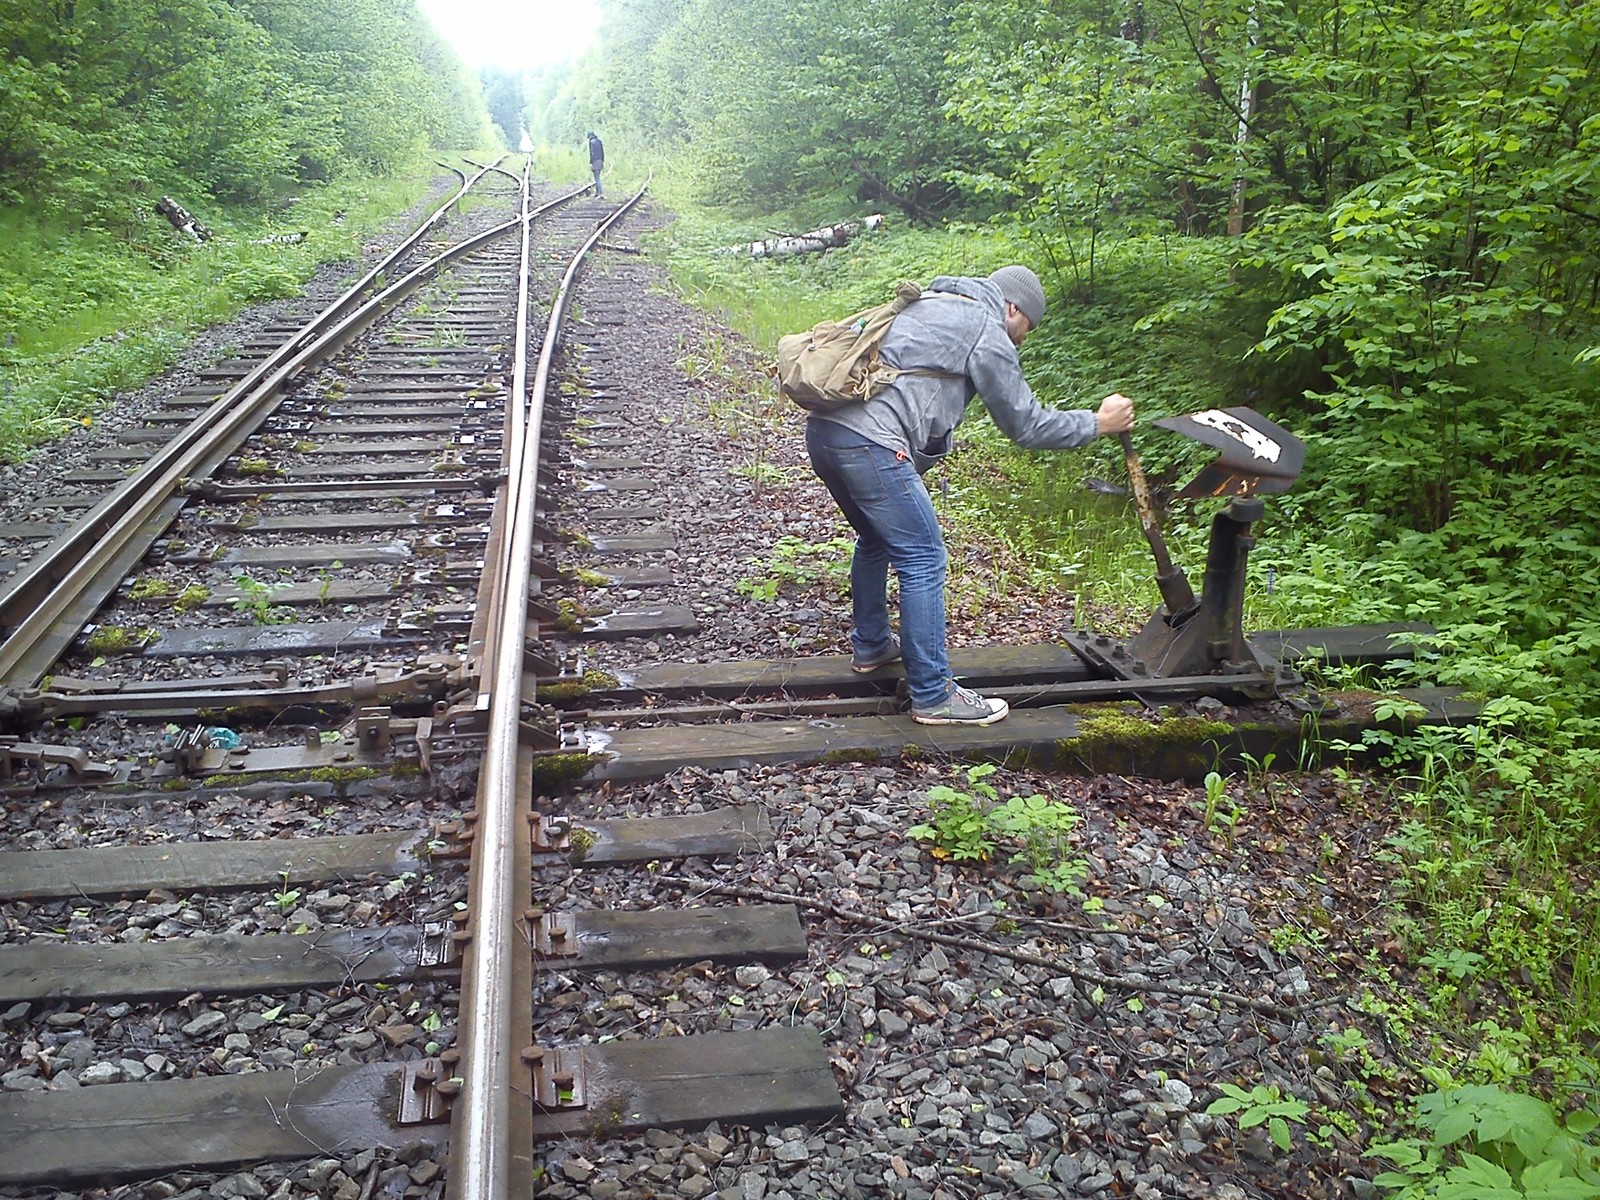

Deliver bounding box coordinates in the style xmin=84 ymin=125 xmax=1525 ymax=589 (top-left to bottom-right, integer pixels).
xmin=529 ymin=813 xmax=573 ymax=853
xmin=430 ymin=812 xmax=478 ymax=859
xmin=418 ymin=920 xmax=459 ymax=969
xmin=525 ymin=1045 xmax=587 ymax=1110
xmin=526 ymin=909 xmax=579 ymax=958
xmin=529 ymin=549 xmax=562 ymax=581
xmin=524 ymin=641 xmax=580 ymax=678
xmin=520 ymin=711 xmax=586 ymax=754
xmin=158 ymin=725 xmax=249 ymax=777
xmin=399 ymin=1055 xmax=462 ymax=1125
xmin=0 ymin=738 xmax=119 ymax=783
xmin=355 ymin=706 xmax=392 ymax=752
xmin=13 ymin=659 xmax=456 ymax=721
xmin=426 ymin=604 xmax=476 ymax=634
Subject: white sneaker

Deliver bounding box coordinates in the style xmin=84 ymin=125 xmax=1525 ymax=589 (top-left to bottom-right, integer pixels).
xmin=911 ymin=683 xmax=1009 ymax=726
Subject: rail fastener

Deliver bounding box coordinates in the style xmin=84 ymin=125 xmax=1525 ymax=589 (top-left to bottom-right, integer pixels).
xmin=528 ymin=1046 xmax=588 ymax=1110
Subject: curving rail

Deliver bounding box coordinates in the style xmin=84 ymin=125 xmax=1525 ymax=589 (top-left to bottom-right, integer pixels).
xmin=450 ymin=168 xmax=649 ymax=1200
xmin=0 ymin=166 xmax=589 ymax=687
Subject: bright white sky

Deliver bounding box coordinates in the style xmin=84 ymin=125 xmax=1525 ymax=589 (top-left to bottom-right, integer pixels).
xmin=417 ymin=0 xmax=600 ymax=70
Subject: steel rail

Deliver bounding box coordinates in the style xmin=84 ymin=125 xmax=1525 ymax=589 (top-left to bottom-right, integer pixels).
xmin=0 ymin=157 xmax=506 ymax=634
xmin=0 ymin=184 xmax=589 ymax=687
xmin=449 ymin=179 xmax=649 ymax=1200
xmin=470 ymin=160 xmax=539 ymax=693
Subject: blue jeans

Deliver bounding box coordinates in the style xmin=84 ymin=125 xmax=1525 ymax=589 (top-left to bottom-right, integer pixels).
xmin=591 ymin=169 xmax=603 ymax=196
xmin=806 ymin=418 xmax=950 ymax=708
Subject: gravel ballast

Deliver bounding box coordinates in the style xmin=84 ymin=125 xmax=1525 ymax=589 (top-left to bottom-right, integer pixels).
xmin=0 ymin=186 xmax=1423 ymax=1200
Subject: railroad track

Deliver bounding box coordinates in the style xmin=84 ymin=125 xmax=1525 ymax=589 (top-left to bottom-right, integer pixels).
xmin=0 ymin=162 xmax=1470 ymax=1199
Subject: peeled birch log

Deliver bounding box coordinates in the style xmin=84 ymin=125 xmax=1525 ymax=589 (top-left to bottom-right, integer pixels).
xmin=154 ymin=196 xmax=213 ymax=241
xmin=719 ymin=215 xmax=886 ymax=258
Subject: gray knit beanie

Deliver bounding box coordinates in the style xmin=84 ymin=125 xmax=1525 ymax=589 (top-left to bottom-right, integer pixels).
xmin=989 ymin=265 xmax=1046 ymax=329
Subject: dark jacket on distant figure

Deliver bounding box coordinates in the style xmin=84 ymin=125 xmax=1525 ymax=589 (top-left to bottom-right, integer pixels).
xmin=587 ymin=133 xmax=604 ymax=172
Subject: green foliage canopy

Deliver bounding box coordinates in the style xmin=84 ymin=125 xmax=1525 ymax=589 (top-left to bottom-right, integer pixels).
xmin=0 ymin=0 xmax=495 ymax=218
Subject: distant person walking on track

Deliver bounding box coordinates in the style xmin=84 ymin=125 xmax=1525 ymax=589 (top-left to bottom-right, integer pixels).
xmin=587 ymin=131 xmax=605 ymax=196
xmin=805 ymin=265 xmax=1136 ymax=726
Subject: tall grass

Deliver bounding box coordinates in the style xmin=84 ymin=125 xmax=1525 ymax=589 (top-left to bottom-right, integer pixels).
xmin=0 ymin=161 xmax=474 ymax=462
xmin=649 ymin=198 xmax=1600 ymax=1069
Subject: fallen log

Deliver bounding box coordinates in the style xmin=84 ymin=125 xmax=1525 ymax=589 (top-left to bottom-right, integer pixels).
xmin=719 ymin=215 xmax=886 ymax=258
xmin=154 ymin=196 xmax=212 ymax=241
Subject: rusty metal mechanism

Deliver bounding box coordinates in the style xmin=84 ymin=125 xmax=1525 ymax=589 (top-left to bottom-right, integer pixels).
xmin=1068 ymin=407 xmax=1308 ymax=701
xmin=0 ymin=737 xmax=119 ymax=782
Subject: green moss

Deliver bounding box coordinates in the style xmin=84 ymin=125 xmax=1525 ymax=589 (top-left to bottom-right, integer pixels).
xmin=175 ymin=584 xmax=212 ymax=612
xmin=198 ymin=766 xmax=380 ymax=791
xmin=551 ymin=598 xmax=614 ymax=634
xmin=1055 ymin=706 xmax=1232 ymax=776
xmin=235 ymin=457 xmax=278 ymax=476
xmin=85 ymin=625 xmax=158 ymax=656
xmin=307 ymin=766 xmax=380 ymax=784
xmin=569 ymin=569 xmax=614 ymax=587
xmin=537 ymin=669 xmax=619 ymax=703
xmin=531 ymin=752 xmax=593 ymax=790
xmin=567 ymin=825 xmax=599 ymax=864
xmin=127 ymin=576 xmax=174 ymax=601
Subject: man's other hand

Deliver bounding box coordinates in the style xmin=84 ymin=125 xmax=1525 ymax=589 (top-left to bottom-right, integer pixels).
xmin=1095 ymin=393 xmax=1135 ymax=436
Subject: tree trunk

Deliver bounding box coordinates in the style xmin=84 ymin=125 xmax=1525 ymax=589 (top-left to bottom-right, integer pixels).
xmin=719 ymin=215 xmax=886 ymax=258
xmin=155 ymin=196 xmax=212 ymax=241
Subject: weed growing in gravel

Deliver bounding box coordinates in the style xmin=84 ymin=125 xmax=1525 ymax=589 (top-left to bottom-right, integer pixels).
xmin=1206 ymin=1081 xmax=1310 ymax=1152
xmin=1200 ymin=770 xmax=1243 ymax=846
xmin=735 ymin=535 xmax=853 ymax=602
xmin=231 ymin=573 xmax=294 ymax=624
xmin=734 ymin=461 xmax=791 ymax=488
xmin=174 ymin=584 xmax=211 ymax=612
xmin=909 ymin=770 xmax=995 ymax=863
xmin=315 ymin=561 xmax=343 ymax=604
xmin=908 ymin=764 xmax=1089 ymax=897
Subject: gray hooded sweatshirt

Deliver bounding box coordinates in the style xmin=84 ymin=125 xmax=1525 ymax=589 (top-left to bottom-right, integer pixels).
xmin=810 ymin=274 xmax=1098 ymax=471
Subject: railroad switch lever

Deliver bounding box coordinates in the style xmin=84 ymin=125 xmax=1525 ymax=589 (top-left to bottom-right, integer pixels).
xmin=1124 ymin=497 xmax=1284 ymax=682
xmin=1071 ymin=407 xmax=1305 ymax=696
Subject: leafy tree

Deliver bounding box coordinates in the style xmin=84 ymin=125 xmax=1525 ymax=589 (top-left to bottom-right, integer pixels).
xmin=479 ymin=66 xmax=530 ymax=147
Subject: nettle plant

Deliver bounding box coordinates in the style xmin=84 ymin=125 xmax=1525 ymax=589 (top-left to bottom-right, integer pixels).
xmin=908 ymin=763 xmax=1089 ymax=897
